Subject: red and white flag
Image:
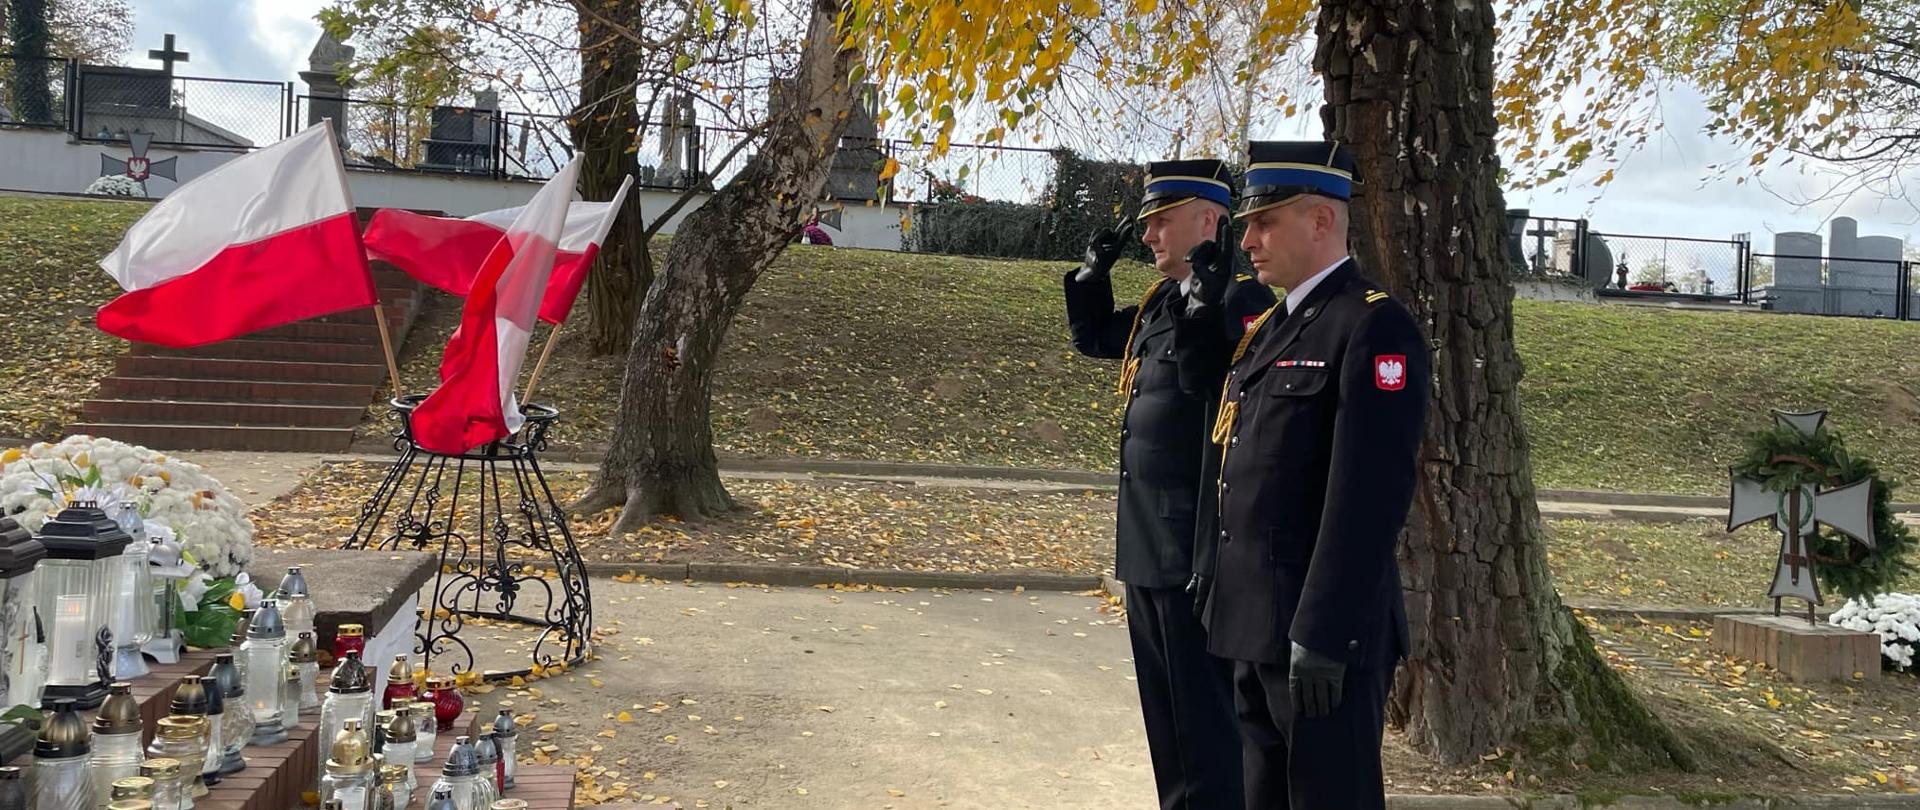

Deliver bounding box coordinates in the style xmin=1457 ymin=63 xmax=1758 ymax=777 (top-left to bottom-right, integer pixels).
xmin=409 ymin=156 xmax=583 ymax=455
xmin=362 ymin=174 xmax=633 ymax=325
xmin=96 ymin=121 xmax=378 ymax=347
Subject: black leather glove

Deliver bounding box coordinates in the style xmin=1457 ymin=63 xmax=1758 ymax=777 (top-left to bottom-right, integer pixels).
xmin=1184 ymin=573 xmax=1212 ymax=620
xmin=1183 ymin=213 xmax=1233 ymax=308
xmin=1072 ymin=219 xmax=1135 ymax=282
xmin=1288 ymin=641 xmax=1346 ymax=719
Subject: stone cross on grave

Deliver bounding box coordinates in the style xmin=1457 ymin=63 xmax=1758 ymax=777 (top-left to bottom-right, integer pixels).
xmin=1727 ymin=409 xmax=1877 ymax=625
xmin=147 ymin=34 xmax=190 ymax=75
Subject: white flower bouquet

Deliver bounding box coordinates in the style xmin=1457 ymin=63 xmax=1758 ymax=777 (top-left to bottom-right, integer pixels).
xmin=1829 ymin=592 xmax=1920 ymax=671
xmin=0 ymin=435 xmax=255 ymax=577
xmin=84 ymin=174 xmax=145 ymax=197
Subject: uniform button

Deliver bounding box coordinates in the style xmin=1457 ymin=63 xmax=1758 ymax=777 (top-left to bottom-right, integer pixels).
xmin=1285 ymin=382 xmax=1295 ymax=390
xmin=1221 ymin=482 xmax=1230 ymax=494
xmin=1121 ymin=428 xmax=1130 ymax=439
xmin=1231 ymin=436 xmax=1240 ymax=446
xmin=1164 ymin=348 xmax=1173 ymax=356
xmin=1131 ymin=387 xmax=1140 ymax=397
xmin=1347 ymin=640 xmax=1360 ymax=651
xmin=1219 ymin=530 xmax=1229 ymax=545
xmin=1121 ymin=470 xmax=1130 ymax=480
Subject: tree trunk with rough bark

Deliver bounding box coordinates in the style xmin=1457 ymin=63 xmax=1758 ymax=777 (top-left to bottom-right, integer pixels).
xmin=573 ymin=0 xmax=651 ymax=356
xmin=573 ymin=0 xmax=857 ymax=531
xmin=1316 ymin=0 xmax=1696 ymax=771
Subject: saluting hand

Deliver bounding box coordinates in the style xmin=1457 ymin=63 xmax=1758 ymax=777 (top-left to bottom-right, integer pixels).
xmin=1073 ymin=219 xmax=1135 ymax=283
xmin=1184 ymin=213 xmax=1233 ymax=308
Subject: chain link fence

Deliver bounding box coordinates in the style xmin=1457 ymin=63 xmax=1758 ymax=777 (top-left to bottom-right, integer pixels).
xmin=76 ymin=68 xmax=288 ymax=149
xmin=1591 ymin=231 xmax=1747 ymax=297
xmin=0 ymin=54 xmax=70 ymax=129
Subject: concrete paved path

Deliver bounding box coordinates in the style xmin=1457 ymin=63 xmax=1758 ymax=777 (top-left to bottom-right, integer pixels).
xmin=463 ymin=579 xmax=1155 ymax=808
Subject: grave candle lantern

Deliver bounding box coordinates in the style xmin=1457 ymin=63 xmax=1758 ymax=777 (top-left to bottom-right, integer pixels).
xmin=106 ymin=518 xmax=154 ymax=681
xmin=31 ymin=503 xmax=133 ymax=709
xmin=0 ymin=517 xmax=46 ymax=761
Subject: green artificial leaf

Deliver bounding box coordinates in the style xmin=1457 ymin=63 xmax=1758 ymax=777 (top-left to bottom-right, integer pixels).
xmin=0 ymin=704 xmax=44 ymax=730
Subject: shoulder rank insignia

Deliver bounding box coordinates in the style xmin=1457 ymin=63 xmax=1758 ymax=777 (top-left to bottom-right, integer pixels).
xmin=1234 ymin=273 xmax=1253 ymax=283
xmin=1364 ymin=289 xmax=1390 ymax=304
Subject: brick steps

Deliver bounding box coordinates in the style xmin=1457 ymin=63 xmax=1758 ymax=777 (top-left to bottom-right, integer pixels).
xmin=134 ymin=338 xmax=394 ymax=365
xmin=95 ymin=377 xmax=376 ymax=406
xmin=251 ymin=321 xmax=385 ymax=345
xmin=81 ymin=398 xmax=366 ymax=428
xmin=114 ymin=356 xmax=389 ymax=385
xmin=63 ymin=421 xmax=358 ymax=451
xmin=72 ymin=211 xmax=434 ymax=451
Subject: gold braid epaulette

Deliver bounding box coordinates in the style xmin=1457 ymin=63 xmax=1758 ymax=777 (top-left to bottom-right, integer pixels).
xmin=1116 ymin=277 xmax=1170 ymax=396
xmin=1210 ymin=301 xmax=1283 ymax=446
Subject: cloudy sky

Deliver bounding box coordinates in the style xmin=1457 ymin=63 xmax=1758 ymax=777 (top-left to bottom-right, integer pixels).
xmin=127 ymin=1 xmax=1918 ymax=250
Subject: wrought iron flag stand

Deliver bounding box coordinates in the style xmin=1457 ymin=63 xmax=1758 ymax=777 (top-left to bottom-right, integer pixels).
xmin=343 ymin=396 xmax=593 ymax=679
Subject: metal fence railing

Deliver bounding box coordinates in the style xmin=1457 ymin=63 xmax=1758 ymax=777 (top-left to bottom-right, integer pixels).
xmin=75 ymin=68 xmax=290 ymax=149
xmin=0 ymin=53 xmax=71 ymax=129
xmin=1592 ymin=231 xmax=1748 ymax=298
xmin=1748 ymin=253 xmax=1916 ymax=319
xmin=1506 ymin=213 xmax=1593 ymax=281
xmin=1514 ymin=210 xmax=1920 ymax=322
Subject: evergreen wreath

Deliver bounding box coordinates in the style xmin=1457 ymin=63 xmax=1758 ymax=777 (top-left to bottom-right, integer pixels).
xmin=1731 ymin=420 xmax=1918 ymax=601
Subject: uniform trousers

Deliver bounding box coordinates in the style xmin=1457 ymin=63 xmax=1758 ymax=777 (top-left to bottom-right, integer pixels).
xmin=1231 ymin=658 xmax=1392 ymax=809
xmin=1126 ymin=583 xmax=1244 ymax=810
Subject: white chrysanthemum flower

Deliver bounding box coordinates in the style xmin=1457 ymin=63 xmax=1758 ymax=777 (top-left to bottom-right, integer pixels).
xmin=1831 ymin=593 xmax=1920 ymax=672
xmin=0 ymin=436 xmax=254 ymax=577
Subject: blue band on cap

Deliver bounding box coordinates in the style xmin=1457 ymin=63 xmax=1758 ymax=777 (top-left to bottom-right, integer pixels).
xmin=1144 ymin=179 xmax=1231 ymax=208
xmin=1244 ymin=167 xmax=1350 ymax=200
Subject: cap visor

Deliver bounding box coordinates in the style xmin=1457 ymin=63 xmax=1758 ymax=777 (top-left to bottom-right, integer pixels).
xmin=1137 ymin=197 xmax=1198 ymax=220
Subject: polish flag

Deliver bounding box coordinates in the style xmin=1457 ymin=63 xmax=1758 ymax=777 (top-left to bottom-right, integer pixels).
xmin=409 ymin=156 xmax=583 ymax=455
xmin=362 ymin=174 xmax=633 ymax=325
xmin=95 ymin=121 xmax=379 ymax=347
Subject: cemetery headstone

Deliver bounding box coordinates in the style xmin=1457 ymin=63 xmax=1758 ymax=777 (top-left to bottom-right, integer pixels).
xmin=300 ymin=32 xmax=355 ymax=149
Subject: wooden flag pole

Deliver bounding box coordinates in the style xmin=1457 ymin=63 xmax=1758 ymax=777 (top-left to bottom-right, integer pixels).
xmin=371 ymin=304 xmax=404 ymax=400
xmin=521 ymin=325 xmax=564 ymax=405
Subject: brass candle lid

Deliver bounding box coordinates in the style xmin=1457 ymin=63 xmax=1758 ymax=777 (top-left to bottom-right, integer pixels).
xmin=168 ymin=675 xmax=209 ymax=715
xmin=94 ymin=682 xmax=142 ymax=734
xmin=140 ymin=758 xmax=183 ymax=778
xmin=289 ymin=631 xmax=317 ymax=663
xmin=326 ymin=718 xmax=373 ymax=774
xmin=388 ymin=653 xmax=414 ymax=682
xmin=157 ymin=715 xmax=205 ymax=740
xmin=385 ymin=706 xmax=417 ymax=742
xmin=111 ymin=775 xmax=156 ymax=799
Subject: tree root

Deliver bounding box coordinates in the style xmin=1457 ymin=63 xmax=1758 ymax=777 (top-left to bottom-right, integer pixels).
xmin=569 ymin=480 xmax=628 ymax=516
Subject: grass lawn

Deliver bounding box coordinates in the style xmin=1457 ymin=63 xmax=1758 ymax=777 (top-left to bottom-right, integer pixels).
xmin=0 ymin=195 xmax=149 ymax=437
xmin=16 ymin=193 xmax=1920 ymax=496
xmin=378 ymin=245 xmax=1920 ymax=495
xmin=1546 ymin=517 xmax=1920 ymax=609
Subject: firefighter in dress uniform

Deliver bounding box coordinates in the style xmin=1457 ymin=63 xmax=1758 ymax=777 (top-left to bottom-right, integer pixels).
xmin=1179 ymin=141 xmax=1431 ymax=809
xmin=1063 ymin=159 xmax=1274 ymax=809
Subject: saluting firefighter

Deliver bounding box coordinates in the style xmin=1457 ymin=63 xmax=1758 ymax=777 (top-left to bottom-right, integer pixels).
xmin=1180 ymin=141 xmax=1431 ymax=809
xmin=1063 ymin=159 xmax=1273 ymax=810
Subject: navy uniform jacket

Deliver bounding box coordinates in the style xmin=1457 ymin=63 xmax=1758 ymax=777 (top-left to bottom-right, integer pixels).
xmin=1191 ymin=260 xmax=1430 ymax=666
xmin=1065 ymin=270 xmax=1276 ymax=589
